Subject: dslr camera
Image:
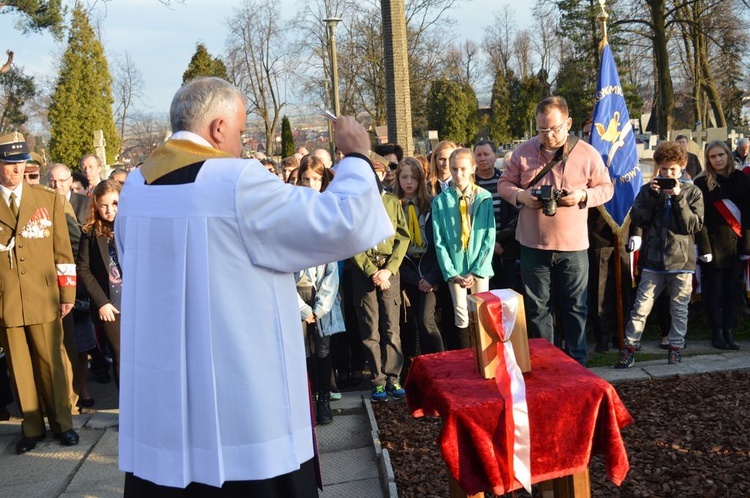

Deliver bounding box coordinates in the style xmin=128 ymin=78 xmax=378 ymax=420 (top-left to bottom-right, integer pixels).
xmin=530 ymin=185 xmax=566 ymax=217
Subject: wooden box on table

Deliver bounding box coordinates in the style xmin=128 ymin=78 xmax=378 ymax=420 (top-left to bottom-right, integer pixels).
xmin=467 ymin=289 xmax=531 ymax=377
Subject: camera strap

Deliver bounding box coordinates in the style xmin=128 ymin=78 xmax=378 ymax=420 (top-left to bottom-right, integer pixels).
xmin=525 ymin=135 xmax=580 ymax=190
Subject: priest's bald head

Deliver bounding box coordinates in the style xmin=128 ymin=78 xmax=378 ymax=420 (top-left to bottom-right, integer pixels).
xmin=170 ymin=77 xmax=247 ymax=158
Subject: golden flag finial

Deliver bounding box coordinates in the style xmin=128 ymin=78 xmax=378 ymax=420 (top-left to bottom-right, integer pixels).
xmin=598 ymin=0 xmax=609 ymax=50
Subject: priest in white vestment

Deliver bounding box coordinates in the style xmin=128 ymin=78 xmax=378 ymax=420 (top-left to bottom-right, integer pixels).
xmin=116 ymin=77 xmax=393 ymax=497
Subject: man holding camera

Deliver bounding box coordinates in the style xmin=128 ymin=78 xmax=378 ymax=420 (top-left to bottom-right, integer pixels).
xmin=498 ymin=96 xmax=613 ymax=364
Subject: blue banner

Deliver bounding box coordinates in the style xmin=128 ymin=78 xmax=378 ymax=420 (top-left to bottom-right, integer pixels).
xmin=590 ymin=43 xmax=643 ymax=228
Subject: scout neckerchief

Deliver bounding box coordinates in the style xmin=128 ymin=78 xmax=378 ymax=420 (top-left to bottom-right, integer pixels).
xmin=406 ymin=201 xmax=423 ymax=248
xmin=458 ymin=184 xmax=476 ymax=250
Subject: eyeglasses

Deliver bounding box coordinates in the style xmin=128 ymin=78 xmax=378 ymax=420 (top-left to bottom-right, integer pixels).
xmin=389 ymin=162 xmax=398 ymax=171
xmin=24 ymin=173 xmax=39 ymax=180
xmin=536 ymin=121 xmax=568 ymax=135
xmin=49 ymin=176 xmax=72 ymax=185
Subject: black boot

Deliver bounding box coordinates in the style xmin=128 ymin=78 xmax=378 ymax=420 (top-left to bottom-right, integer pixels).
xmin=316 ymin=391 xmax=333 ymax=425
xmin=723 ymin=329 xmax=740 ymax=350
xmin=456 ymin=327 xmax=472 ymax=349
xmin=711 ymin=329 xmax=729 ymax=350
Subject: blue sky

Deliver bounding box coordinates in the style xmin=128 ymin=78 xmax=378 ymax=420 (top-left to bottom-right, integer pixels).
xmin=0 ymin=0 xmax=532 ymax=118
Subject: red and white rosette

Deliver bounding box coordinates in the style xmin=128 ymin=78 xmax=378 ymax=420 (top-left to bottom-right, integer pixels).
xmin=475 ymin=289 xmax=531 ymax=493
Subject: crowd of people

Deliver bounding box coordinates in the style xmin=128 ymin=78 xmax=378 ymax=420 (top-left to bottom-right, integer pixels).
xmin=0 ymin=76 xmax=749 ymax=496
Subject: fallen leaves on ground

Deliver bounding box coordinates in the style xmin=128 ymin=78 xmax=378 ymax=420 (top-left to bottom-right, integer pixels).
xmin=373 ymin=370 xmax=750 ymax=498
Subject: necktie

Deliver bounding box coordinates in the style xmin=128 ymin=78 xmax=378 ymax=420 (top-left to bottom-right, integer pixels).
xmin=407 ymin=203 xmax=423 ymax=248
xmin=459 ymin=196 xmax=471 ymax=250
xmin=8 ymin=193 xmax=18 ymax=220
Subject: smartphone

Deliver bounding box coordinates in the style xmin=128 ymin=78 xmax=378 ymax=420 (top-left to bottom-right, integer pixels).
xmin=655 ymin=177 xmax=677 ymax=189
xmin=322 ymin=110 xmax=337 ymax=122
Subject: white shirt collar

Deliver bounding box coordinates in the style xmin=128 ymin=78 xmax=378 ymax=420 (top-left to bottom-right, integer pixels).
xmin=0 ymin=182 xmax=23 ymax=207
xmin=169 ymin=130 xmax=214 ymax=149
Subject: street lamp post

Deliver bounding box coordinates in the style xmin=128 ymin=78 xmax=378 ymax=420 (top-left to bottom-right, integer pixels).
xmin=324 ymin=17 xmax=342 ymax=158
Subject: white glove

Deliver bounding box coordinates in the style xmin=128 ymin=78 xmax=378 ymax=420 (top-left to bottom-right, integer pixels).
xmin=627 ymin=236 xmax=642 ymax=252
xmin=740 ymin=255 xmax=750 ymax=261
xmin=698 ymin=254 xmax=713 ymax=263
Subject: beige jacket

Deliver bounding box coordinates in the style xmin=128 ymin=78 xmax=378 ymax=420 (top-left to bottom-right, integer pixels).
xmin=0 ymin=183 xmax=75 ymax=328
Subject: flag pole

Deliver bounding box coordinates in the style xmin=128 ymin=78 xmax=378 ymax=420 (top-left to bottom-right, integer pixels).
xmin=597 ymin=0 xmax=625 ymax=350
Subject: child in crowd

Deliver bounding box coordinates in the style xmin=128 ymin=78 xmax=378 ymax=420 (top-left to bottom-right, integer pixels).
xmin=350 ymin=156 xmax=410 ymax=402
xmin=394 ymin=158 xmax=445 ymax=371
xmin=294 ymin=156 xmax=343 ymax=424
xmin=432 ymin=149 xmax=496 ymax=349
xmin=77 ymin=180 xmax=123 ymax=387
xmin=616 ymin=142 xmax=704 ymax=368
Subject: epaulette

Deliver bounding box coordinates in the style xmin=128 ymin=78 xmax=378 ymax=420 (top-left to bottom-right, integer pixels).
xmin=28 ymin=184 xmax=57 ymax=194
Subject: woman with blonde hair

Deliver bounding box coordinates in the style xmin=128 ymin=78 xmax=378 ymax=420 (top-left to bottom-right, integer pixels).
xmin=427 ymin=140 xmax=457 ymax=196
xmin=695 ymin=140 xmax=750 ymax=350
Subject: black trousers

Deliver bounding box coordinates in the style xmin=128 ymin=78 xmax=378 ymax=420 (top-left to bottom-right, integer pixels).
xmin=124 ymin=458 xmax=318 ymax=498
xmin=0 ymin=355 xmax=13 ymax=406
xmin=702 ymin=263 xmax=742 ymax=331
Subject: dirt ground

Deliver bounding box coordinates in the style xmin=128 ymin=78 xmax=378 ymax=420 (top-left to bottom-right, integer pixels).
xmin=373 ymin=370 xmax=750 ymax=498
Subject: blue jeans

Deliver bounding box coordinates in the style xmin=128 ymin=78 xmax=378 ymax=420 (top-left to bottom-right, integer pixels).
xmin=625 ymin=270 xmax=691 ymax=349
xmin=520 ymin=246 xmax=589 ymax=364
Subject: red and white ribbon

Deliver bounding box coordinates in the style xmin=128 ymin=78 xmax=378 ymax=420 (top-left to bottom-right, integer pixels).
xmin=56 ymin=263 xmax=77 ymax=287
xmin=714 ymin=199 xmax=742 ymax=238
xmin=475 ymin=290 xmax=531 ymax=493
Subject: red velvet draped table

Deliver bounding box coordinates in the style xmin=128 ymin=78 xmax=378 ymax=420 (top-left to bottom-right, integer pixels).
xmin=405 ymin=339 xmax=632 ymax=497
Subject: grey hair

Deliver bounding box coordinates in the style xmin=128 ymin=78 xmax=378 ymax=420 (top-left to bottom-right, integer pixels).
xmin=79 ymin=154 xmax=101 ymax=169
xmin=49 ymin=163 xmax=71 ymax=175
xmin=738 ymin=137 xmax=749 ymax=147
xmin=109 ymin=167 xmax=128 ymax=179
xmin=170 ymin=77 xmax=245 ymax=133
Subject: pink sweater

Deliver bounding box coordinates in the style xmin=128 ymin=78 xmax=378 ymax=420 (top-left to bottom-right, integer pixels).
xmin=498 ymin=136 xmax=613 ymax=251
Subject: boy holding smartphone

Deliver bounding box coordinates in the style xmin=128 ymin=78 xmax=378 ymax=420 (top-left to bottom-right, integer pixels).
xmin=615 ymin=141 xmax=705 ymax=368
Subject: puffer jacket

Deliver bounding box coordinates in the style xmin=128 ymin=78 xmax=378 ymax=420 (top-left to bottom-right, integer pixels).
xmin=630 ymin=181 xmax=704 ymax=271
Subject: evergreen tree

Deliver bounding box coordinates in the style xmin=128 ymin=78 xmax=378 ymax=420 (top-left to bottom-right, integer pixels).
xmin=426 ymin=78 xmax=478 ymax=145
xmin=511 ymin=74 xmax=543 ymax=139
xmin=553 ymin=56 xmax=593 ymax=129
xmin=2 ymin=0 xmax=65 ymax=37
xmin=48 ymin=4 xmax=120 ymax=168
xmin=183 ymin=43 xmax=228 ymax=83
xmin=489 ymin=72 xmax=512 ymax=143
xmin=280 ymin=115 xmax=295 ymax=158
xmin=0 ymin=66 xmax=36 ymax=134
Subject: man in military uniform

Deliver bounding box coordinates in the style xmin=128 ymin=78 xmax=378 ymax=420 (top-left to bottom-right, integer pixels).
xmin=0 ymin=132 xmax=79 ymax=454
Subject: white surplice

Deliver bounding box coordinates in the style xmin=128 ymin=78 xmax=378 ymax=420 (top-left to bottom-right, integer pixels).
xmin=115 ymin=153 xmax=393 ymax=488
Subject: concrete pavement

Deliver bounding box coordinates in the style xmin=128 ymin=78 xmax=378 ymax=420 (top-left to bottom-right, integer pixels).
xmin=0 ymin=339 xmax=747 ymax=497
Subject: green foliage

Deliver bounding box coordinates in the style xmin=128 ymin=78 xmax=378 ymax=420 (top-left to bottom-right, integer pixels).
xmin=554 ymin=56 xmax=596 ymax=129
xmin=3 ymin=0 xmax=65 ymax=38
xmin=280 ymin=115 xmax=295 ymax=158
xmin=488 ymin=72 xmax=512 ymax=144
xmin=0 ymin=66 xmax=36 ymax=134
xmin=510 ymin=75 xmax=543 ymax=139
xmin=182 ymin=43 xmax=228 ymax=83
xmin=48 ymin=4 xmax=120 ymax=167
xmin=489 ymin=71 xmax=543 ymax=141
xmin=426 ymin=79 xmax=478 ymax=145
